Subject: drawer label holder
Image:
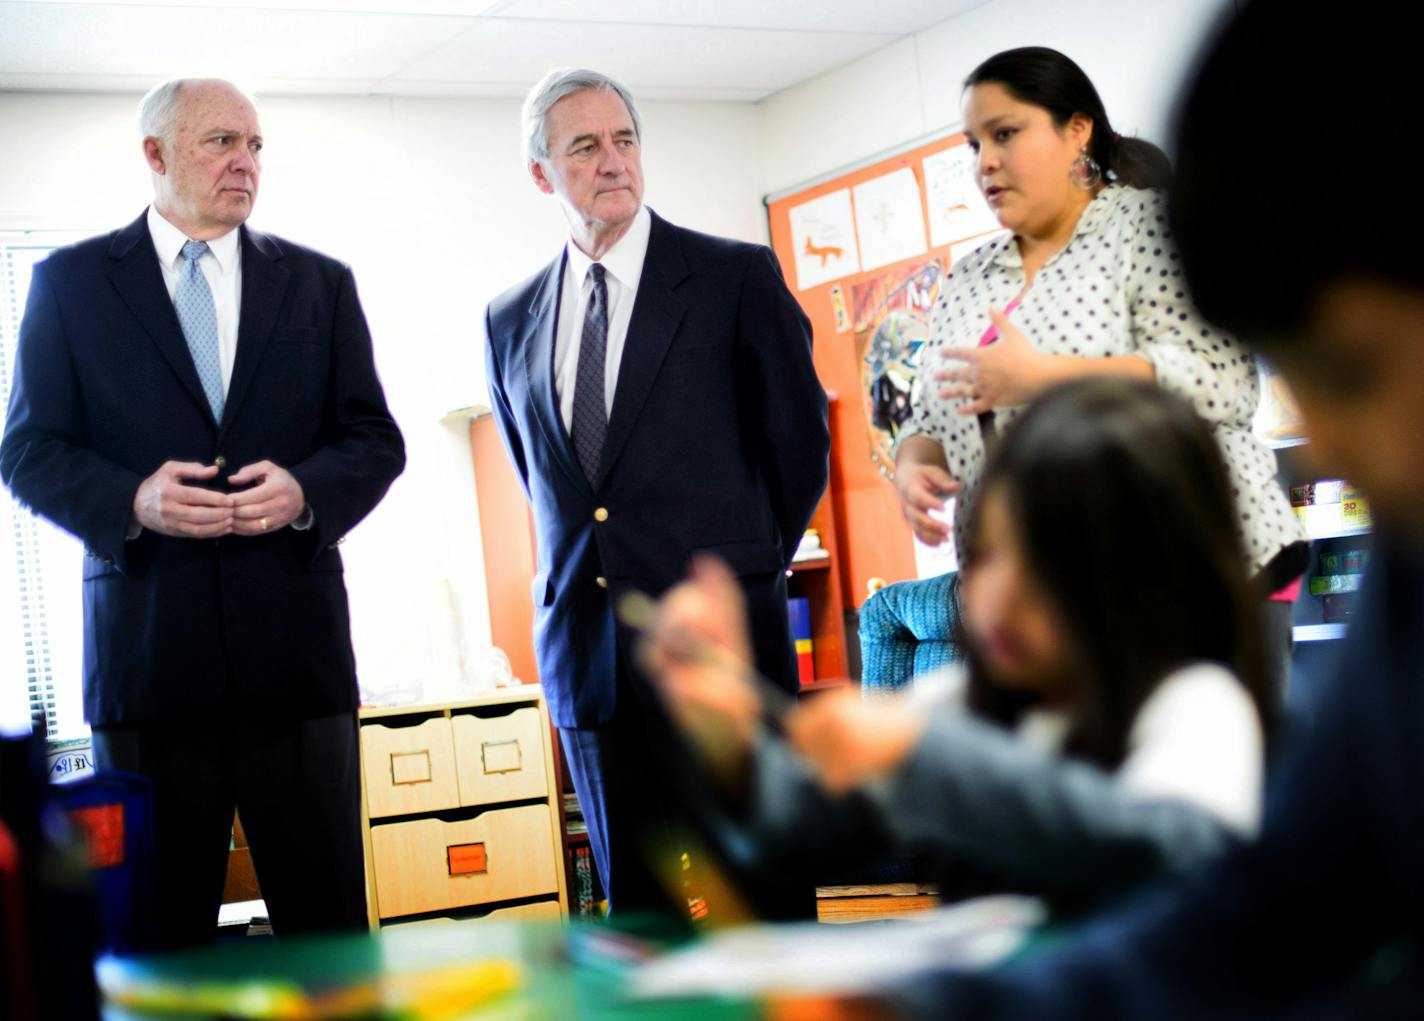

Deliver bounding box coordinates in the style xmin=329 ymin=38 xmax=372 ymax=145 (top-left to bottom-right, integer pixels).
xmin=390 ymin=749 xmax=433 ymax=785
xmin=448 ymin=841 xmax=488 ymax=876
xmin=481 ymin=738 xmax=523 ymax=775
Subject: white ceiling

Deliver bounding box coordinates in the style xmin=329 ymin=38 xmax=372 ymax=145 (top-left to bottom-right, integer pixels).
xmin=0 ymin=0 xmax=990 ymax=101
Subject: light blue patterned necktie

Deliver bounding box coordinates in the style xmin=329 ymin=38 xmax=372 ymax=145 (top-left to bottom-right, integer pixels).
xmin=175 ymin=239 xmax=225 ymax=421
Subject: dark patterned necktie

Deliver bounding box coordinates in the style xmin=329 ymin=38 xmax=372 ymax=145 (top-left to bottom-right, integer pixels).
xmin=571 ymin=263 xmax=609 ymax=482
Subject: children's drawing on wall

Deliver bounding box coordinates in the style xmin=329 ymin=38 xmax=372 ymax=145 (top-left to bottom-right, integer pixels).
xmin=852 ymin=258 xmax=945 ymax=478
xmin=788 ymin=188 xmax=860 ymax=290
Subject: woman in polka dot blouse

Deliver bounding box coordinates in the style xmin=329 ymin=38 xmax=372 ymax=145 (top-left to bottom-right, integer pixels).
xmin=895 ymin=47 xmax=1306 ymax=687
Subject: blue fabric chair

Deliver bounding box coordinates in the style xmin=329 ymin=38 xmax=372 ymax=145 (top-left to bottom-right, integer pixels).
xmin=858 ymin=572 xmax=963 ymax=694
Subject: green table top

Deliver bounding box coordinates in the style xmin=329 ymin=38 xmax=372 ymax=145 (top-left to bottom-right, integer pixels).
xmin=97 ymin=917 xmax=764 ymax=1021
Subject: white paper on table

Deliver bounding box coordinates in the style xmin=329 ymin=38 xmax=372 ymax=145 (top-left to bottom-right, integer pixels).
xmin=788 ymin=188 xmax=861 ymax=291
xmin=923 ymin=146 xmax=1003 ymax=247
xmin=629 ymin=895 xmax=1045 ymax=1000
xmin=852 ymin=167 xmax=929 ymax=272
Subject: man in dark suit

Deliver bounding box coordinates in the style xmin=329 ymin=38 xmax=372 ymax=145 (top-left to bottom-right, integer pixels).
xmin=0 ymin=78 xmax=404 ymax=949
xmin=484 ymin=68 xmax=829 ymax=915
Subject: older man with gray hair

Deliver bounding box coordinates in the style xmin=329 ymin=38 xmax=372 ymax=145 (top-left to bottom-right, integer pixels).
xmin=483 ymin=68 xmax=829 ymax=918
xmin=1 ymin=78 xmax=404 ymax=948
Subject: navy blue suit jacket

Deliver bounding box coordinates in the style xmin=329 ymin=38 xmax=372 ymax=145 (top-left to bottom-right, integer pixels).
xmin=484 ymin=210 xmax=829 ymax=728
xmin=0 ymin=211 xmax=405 ymax=728
xmin=910 ymin=536 xmax=1424 ymax=1018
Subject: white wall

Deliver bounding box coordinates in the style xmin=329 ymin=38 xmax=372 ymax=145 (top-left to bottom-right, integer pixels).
xmin=758 ymin=0 xmax=1235 ymax=196
xmin=0 ymin=89 xmax=764 ymax=705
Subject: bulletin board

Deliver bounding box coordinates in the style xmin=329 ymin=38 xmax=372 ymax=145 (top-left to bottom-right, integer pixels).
xmin=766 ymin=133 xmax=1005 ymax=606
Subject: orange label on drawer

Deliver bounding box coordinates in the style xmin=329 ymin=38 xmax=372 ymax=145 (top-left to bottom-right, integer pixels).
xmin=390 ymin=750 xmax=433 ymax=785
xmin=448 ymin=842 xmax=488 ymax=875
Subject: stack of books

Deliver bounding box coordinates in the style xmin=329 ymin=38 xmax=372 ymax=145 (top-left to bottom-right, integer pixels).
xmin=563 ymin=792 xmax=586 ymax=836
xmin=787 ymin=597 xmax=814 ymax=687
xmin=572 ymin=845 xmax=599 ymax=919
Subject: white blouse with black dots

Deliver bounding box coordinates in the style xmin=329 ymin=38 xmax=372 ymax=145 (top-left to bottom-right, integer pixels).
xmin=901 ymin=184 xmax=1304 ymax=576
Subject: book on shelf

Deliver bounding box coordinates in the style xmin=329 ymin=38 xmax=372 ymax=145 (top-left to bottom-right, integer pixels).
xmin=573 ymin=845 xmax=603 ymax=919
xmin=787 ymin=597 xmax=814 ymax=687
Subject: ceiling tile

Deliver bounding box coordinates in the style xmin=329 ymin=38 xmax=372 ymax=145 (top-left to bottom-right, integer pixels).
xmin=385 ymin=18 xmax=897 ymax=96
xmin=0 ymin=3 xmax=469 ymax=81
xmin=491 ymin=0 xmax=989 ymax=35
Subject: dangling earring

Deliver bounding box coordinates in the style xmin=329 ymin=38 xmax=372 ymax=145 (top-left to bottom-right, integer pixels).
xmin=1069 ymin=147 xmax=1102 ymax=189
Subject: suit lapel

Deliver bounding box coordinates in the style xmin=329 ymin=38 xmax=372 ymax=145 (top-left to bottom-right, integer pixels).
xmin=596 ymin=210 xmax=688 ymax=488
xmin=105 ymin=212 xmax=215 ymax=424
xmin=524 ymin=251 xmax=590 ymax=495
xmin=222 ymin=226 xmax=289 ymax=434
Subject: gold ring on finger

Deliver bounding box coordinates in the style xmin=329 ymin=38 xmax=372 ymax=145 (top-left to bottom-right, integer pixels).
xmin=260 ymin=517 xmax=270 ymax=531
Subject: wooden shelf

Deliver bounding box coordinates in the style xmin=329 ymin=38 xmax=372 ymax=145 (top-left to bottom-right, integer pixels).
xmin=1307 ymin=525 xmax=1372 ymax=541
xmin=787 ymin=474 xmax=850 ymax=682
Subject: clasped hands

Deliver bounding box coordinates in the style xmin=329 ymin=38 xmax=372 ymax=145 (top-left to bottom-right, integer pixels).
xmin=639 ymin=556 xmax=929 ymax=795
xmin=131 ymin=459 xmax=305 ymax=539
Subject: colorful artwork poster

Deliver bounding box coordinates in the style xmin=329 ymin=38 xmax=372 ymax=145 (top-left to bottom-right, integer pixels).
xmin=923 ymin=145 xmax=1002 ymax=247
xmin=852 ymin=167 xmax=928 ymax=272
xmin=851 ymin=258 xmax=946 ymax=478
xmin=788 ymin=188 xmax=860 ymax=291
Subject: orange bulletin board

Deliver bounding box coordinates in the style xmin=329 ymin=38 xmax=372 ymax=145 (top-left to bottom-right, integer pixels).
xmin=767 ymin=133 xmax=1005 ymax=607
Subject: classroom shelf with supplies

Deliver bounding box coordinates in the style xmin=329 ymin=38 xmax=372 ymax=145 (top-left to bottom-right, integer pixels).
xmin=1274 ymin=448 xmax=1374 ymax=648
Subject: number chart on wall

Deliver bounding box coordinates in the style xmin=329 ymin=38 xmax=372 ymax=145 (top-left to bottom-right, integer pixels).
xmin=767 ymin=134 xmax=1005 ymax=600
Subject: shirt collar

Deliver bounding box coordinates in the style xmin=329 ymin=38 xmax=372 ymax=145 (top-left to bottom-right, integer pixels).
xmin=565 ymin=204 xmax=651 ymax=291
xmin=147 ymin=205 xmax=241 ymax=274
xmin=991 ymin=184 xmax=1123 ymax=270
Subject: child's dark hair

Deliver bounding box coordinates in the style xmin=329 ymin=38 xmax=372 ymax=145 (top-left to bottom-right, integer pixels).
xmin=1171 ymin=0 xmax=1422 ymax=344
xmin=959 ymin=377 xmax=1270 ymax=768
xmin=965 ymin=46 xmax=1172 ymax=191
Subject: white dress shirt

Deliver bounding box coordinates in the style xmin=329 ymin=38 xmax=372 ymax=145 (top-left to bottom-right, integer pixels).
xmin=147 ymin=204 xmax=241 ymax=397
xmin=554 ymin=204 xmax=652 ymax=432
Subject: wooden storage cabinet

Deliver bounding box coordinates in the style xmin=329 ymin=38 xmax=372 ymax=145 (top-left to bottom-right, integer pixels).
xmin=359 ymin=688 xmax=568 ymax=927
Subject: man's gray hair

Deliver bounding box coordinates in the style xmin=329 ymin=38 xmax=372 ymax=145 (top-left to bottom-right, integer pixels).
xmin=137 ymin=79 xmax=189 ymax=142
xmin=522 ymin=68 xmax=642 ymax=164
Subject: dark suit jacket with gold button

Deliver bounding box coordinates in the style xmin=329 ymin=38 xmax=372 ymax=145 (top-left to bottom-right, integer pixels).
xmin=483 ymin=209 xmax=829 ymax=728
xmin=0 ymin=211 xmax=405 ymax=727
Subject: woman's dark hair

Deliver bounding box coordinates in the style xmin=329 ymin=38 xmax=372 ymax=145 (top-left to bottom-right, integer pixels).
xmin=965 ymin=46 xmax=1172 ymax=192
xmin=958 ymin=377 xmax=1271 ymax=769
xmin=1171 ymin=0 xmax=1421 ymax=345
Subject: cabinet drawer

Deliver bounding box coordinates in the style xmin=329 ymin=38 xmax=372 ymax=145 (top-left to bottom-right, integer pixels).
xmin=362 ymin=717 xmax=459 ymax=819
xmin=452 ymin=707 xmax=548 ymax=807
xmin=370 ymin=805 xmax=558 ymax=918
